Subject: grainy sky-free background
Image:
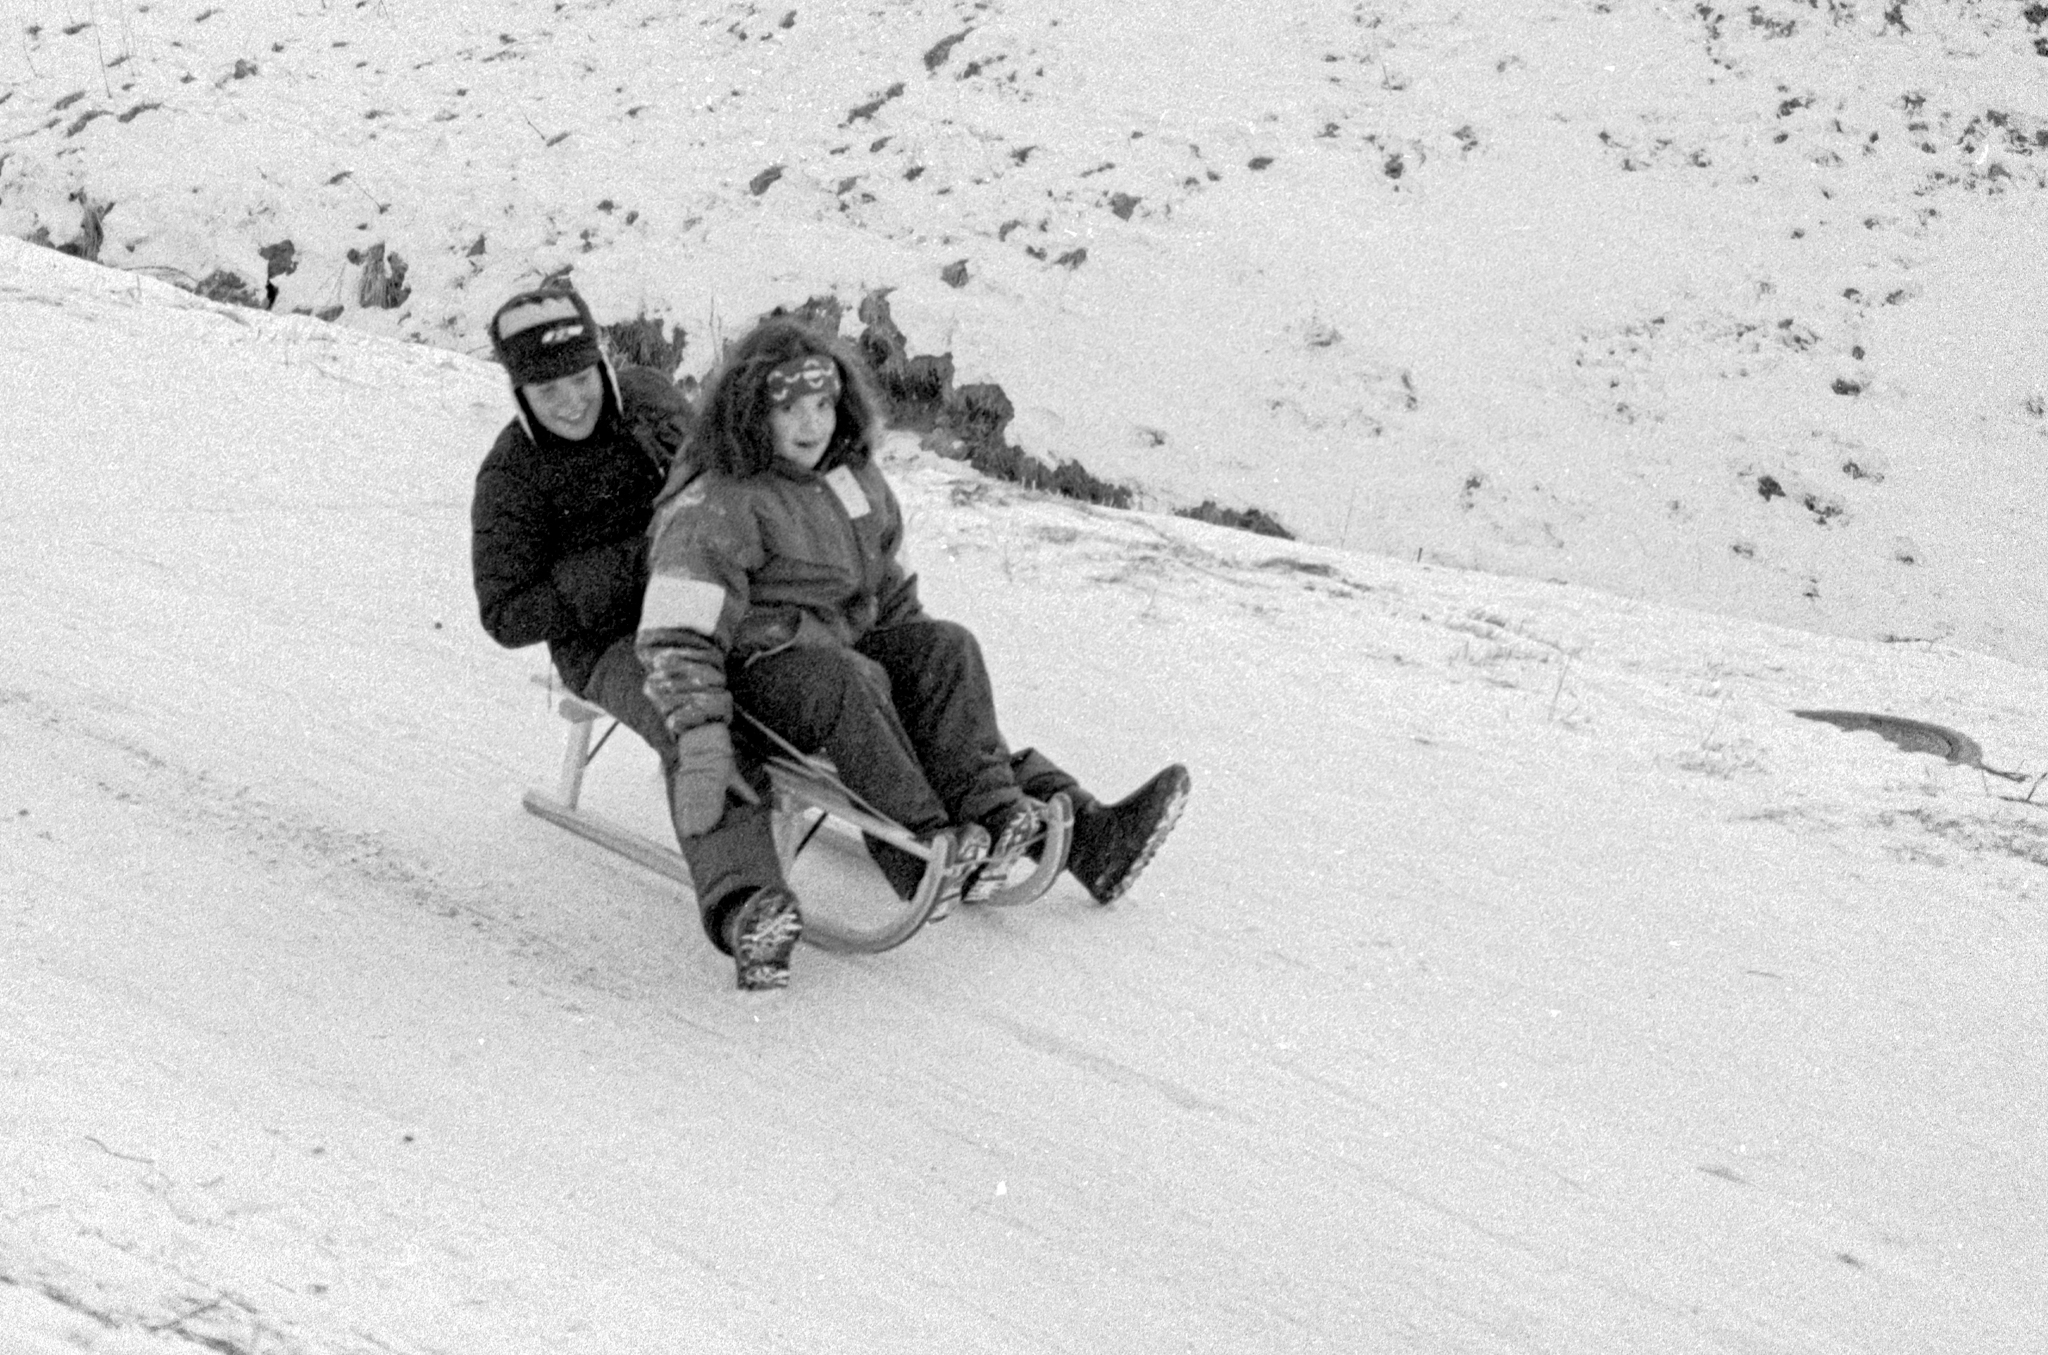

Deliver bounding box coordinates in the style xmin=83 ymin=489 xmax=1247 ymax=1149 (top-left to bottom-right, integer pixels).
xmin=3 ymin=3 xmax=2045 ymax=1350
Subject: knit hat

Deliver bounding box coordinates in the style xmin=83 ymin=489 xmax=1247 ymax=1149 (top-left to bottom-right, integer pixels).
xmin=490 ymin=287 xmax=603 ymax=386
xmin=765 ymin=354 xmax=843 ymax=408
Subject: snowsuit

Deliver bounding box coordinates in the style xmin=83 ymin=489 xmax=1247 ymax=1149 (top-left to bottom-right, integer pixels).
xmin=636 ymin=449 xmax=1081 ymax=909
xmin=470 ymin=362 xmax=791 ymax=919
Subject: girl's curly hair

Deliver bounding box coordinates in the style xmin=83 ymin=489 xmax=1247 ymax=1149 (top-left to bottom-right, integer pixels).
xmin=686 ymin=316 xmax=888 ymax=477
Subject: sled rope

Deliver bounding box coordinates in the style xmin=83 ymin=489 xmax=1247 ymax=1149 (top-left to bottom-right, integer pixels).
xmin=737 ymin=707 xmax=900 ymax=827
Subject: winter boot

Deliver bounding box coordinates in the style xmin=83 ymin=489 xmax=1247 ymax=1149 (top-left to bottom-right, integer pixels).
xmin=1067 ymin=765 xmax=1190 ymax=904
xmin=964 ymin=799 xmax=1047 ymax=906
xmin=724 ymin=886 xmax=803 ymax=991
xmin=925 ymin=823 xmax=990 ymax=921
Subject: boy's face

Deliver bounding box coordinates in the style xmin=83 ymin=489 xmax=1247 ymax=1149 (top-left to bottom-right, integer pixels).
xmin=522 ymin=365 xmax=603 ymax=441
xmin=769 ymin=391 xmax=837 ymax=470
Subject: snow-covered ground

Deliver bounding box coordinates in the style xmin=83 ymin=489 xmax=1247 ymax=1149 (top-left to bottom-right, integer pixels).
xmin=5 ymin=237 xmax=2048 ymax=1352
xmin=6 ymin=1 xmax=2048 ymax=1350
xmin=5 ymin=0 xmax=2047 ymax=663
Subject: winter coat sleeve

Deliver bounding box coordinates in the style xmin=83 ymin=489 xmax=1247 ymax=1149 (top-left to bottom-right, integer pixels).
xmin=635 ymin=476 xmax=761 ymax=741
xmin=472 ymin=443 xmax=583 ymax=650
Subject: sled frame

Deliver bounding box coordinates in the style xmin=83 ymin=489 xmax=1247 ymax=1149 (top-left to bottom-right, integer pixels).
xmin=521 ymin=693 xmax=1072 ymax=953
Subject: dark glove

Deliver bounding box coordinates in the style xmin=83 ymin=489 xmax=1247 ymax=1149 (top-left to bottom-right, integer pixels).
xmin=551 ymin=537 xmax=647 ymax=632
xmin=666 ymin=722 xmax=754 ymax=838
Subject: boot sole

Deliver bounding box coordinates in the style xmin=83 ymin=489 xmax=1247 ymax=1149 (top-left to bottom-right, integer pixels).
xmin=1088 ymin=775 xmax=1189 ymax=905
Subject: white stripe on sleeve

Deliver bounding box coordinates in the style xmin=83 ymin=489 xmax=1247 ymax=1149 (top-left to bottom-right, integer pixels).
xmin=638 ymin=574 xmax=727 ymax=637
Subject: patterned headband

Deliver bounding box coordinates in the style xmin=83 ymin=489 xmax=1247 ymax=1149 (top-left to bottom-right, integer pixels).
xmin=764 ymin=354 xmax=842 ymax=408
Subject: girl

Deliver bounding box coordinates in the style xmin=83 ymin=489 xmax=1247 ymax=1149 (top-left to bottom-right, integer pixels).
xmin=637 ymin=316 xmax=1188 ymax=989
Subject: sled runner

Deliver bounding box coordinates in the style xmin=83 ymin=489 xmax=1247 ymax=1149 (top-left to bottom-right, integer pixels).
xmin=522 ymin=692 xmax=1073 ymax=953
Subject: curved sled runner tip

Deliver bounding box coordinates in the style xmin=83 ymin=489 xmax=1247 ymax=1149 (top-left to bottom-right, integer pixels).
xmin=974 ymin=792 xmax=1074 ymax=908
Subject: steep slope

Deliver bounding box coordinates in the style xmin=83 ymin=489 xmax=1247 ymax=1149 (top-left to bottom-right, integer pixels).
xmin=5 ymin=242 xmax=2047 ymax=1352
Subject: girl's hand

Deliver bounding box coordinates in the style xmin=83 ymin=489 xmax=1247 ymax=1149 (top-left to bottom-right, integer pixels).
xmin=667 ymin=723 xmax=737 ymax=837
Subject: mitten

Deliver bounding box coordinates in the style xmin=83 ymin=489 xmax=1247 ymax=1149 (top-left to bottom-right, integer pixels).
xmin=667 ymin=722 xmax=736 ymax=838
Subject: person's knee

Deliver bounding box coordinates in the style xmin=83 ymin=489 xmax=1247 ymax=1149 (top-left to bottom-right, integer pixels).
xmin=805 ymin=646 xmax=895 ymax=714
xmin=737 ymin=644 xmax=894 ymax=748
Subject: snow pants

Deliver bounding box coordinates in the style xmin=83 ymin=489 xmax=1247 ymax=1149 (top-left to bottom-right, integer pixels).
xmin=732 ymin=617 xmax=1084 ymax=894
xmin=579 ymin=636 xmax=786 ymax=951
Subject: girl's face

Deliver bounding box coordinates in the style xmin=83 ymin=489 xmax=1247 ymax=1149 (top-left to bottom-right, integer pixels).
xmin=769 ymin=390 xmax=838 ymax=470
xmin=523 ymin=365 xmax=604 ymax=441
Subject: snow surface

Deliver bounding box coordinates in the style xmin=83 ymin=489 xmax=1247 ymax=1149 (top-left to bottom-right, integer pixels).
xmin=5 ymin=237 xmax=2048 ymax=1352
xmin=4 ymin=1 xmax=2048 ymax=1350
xmin=4 ymin=0 xmax=2047 ymax=664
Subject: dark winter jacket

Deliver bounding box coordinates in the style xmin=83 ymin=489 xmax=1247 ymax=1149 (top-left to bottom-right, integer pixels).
xmin=471 ymin=364 xmax=692 ymax=693
xmin=635 ymin=451 xmax=923 ymax=738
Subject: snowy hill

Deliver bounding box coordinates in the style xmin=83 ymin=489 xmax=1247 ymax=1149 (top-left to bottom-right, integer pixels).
xmin=5 ymin=0 xmax=2048 ymax=665
xmin=5 ymin=237 xmax=2048 ymax=1352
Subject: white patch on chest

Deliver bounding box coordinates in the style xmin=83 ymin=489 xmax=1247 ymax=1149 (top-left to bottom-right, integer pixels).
xmin=824 ymin=467 xmax=871 ymax=519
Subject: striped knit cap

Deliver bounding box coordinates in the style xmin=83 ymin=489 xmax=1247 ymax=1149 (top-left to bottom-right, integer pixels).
xmin=490 ymin=287 xmax=602 ymax=386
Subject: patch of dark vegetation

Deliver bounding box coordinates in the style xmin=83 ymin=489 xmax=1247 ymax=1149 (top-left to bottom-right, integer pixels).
xmin=352 ymin=241 xmax=409 ymax=308
xmin=853 ymin=290 xmax=1133 ymax=509
xmin=924 ymin=29 xmax=971 ymax=71
xmin=22 ymin=191 xmax=114 ymax=262
xmin=1801 ymin=492 xmax=1843 ymax=526
xmin=256 ymin=240 xmax=295 ymax=276
xmin=603 ymin=312 xmax=687 ymax=376
xmin=768 ymin=293 xmax=847 ymax=334
xmin=194 ymin=269 xmax=264 ymax=308
xmin=1177 ymin=501 xmax=1294 ymax=539
xmin=845 ymin=82 xmax=905 ymax=125
xmin=258 ymin=239 xmax=296 ymax=308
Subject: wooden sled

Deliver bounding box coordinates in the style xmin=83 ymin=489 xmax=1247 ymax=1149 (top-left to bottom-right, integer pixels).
xmin=521 ymin=693 xmax=1072 ymax=954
